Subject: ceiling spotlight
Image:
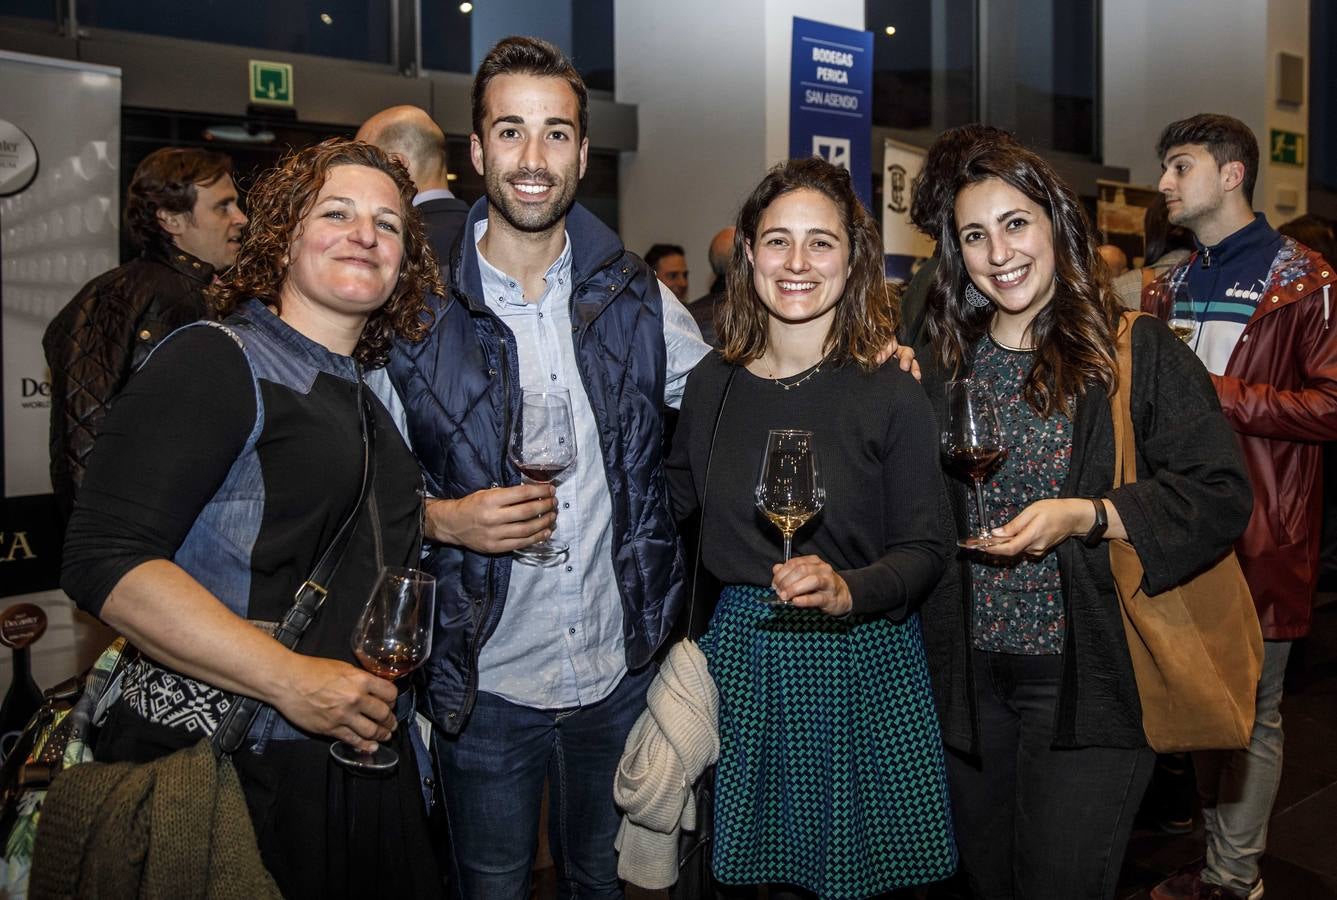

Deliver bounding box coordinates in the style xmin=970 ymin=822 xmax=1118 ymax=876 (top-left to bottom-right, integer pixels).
xmin=884 ymin=25 xmax=897 ymax=36
xmin=320 ymin=12 xmax=332 ymax=25
xmin=460 ymin=2 xmax=473 ymax=12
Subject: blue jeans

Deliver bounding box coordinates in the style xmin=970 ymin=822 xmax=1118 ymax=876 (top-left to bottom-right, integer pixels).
xmin=1193 ymin=639 xmax=1292 ymax=894
xmin=946 ymin=650 xmax=1154 ymax=900
xmin=434 ymin=666 xmax=653 ymax=900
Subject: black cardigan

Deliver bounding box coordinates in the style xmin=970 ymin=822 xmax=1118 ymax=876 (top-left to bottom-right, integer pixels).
xmin=919 ymin=315 xmax=1253 ymax=752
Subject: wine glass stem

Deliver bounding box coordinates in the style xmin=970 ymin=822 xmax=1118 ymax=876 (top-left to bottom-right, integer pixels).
xmin=782 ymin=533 xmax=793 ymax=563
xmin=972 ymin=476 xmax=990 ymax=538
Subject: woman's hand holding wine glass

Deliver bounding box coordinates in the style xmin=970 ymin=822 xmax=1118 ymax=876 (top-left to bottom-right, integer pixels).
xmin=330 ymin=566 xmax=436 ymax=773
xmin=942 ymin=380 xmax=1007 ymax=550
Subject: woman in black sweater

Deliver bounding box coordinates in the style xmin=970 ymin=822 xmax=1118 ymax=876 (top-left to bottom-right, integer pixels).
xmin=666 ymin=157 xmax=957 ymax=899
xmin=913 ymin=138 xmax=1252 ymax=899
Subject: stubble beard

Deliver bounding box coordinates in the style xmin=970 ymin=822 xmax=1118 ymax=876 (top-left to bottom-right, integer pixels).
xmin=484 ymin=165 xmax=579 ymax=237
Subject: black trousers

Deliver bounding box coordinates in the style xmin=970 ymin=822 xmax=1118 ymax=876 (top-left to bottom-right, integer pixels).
xmin=945 ymin=650 xmax=1153 ymax=900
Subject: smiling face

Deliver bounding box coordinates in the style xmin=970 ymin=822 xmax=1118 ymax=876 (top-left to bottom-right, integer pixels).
xmin=161 ymin=174 xmax=247 ymax=269
xmin=954 ymin=176 xmax=1057 ymax=332
xmin=745 ymin=188 xmax=851 ymax=330
xmin=471 ymin=73 xmax=588 ymax=237
xmin=282 ymin=164 xmax=405 ymax=322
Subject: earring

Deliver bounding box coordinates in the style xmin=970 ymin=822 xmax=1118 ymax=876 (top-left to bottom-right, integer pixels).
xmin=964 ymin=281 xmax=991 ymax=309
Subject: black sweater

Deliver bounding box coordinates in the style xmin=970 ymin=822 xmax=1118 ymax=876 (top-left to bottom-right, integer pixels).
xmin=665 ymin=353 xmax=952 ymax=620
xmin=919 ymin=314 xmax=1253 ymax=752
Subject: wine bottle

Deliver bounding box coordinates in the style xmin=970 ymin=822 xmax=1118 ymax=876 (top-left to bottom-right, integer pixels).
xmin=0 ymin=604 xmax=47 ymax=764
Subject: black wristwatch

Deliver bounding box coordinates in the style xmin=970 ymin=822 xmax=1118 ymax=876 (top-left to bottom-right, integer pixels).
xmin=1083 ymin=498 xmax=1109 ymax=547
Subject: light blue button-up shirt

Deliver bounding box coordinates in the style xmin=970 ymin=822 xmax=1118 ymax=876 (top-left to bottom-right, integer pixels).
xmin=470 ymin=219 xmax=708 ymax=709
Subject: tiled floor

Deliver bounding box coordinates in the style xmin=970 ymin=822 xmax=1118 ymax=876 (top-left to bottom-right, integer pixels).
xmin=546 ymin=592 xmax=1337 ymax=900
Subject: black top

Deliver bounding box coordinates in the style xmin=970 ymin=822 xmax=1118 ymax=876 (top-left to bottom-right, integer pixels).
xmin=62 ymin=309 xmax=422 ymax=743
xmin=666 ymin=352 xmax=952 ymax=619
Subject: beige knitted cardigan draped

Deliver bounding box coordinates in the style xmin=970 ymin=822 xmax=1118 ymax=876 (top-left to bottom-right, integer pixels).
xmin=614 ymin=639 xmax=720 ymax=889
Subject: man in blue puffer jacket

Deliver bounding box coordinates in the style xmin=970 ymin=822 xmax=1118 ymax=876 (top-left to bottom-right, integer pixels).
xmin=384 ymin=36 xmax=709 ymax=898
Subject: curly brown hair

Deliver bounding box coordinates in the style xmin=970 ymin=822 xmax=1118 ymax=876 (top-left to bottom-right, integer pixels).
xmin=924 ymin=140 xmax=1122 ymax=418
xmin=210 ymin=138 xmax=441 ymax=368
xmin=718 ymin=157 xmax=895 ymax=371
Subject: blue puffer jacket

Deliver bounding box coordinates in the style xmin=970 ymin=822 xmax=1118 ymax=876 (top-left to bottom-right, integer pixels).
xmin=387 ymin=200 xmax=686 ymax=734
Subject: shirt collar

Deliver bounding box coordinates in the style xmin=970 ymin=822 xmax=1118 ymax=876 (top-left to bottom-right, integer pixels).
xmin=473 ymin=218 xmax=573 ymax=307
xmin=413 ymin=188 xmax=456 ymax=205
xmin=238 ymin=298 xmax=360 ymax=379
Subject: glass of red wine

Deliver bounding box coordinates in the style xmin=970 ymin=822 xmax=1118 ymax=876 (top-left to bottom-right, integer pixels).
xmin=942 ymin=380 xmax=1008 ymax=550
xmin=329 ymin=566 xmax=435 ymax=773
xmin=509 ymin=387 xmax=577 ymax=565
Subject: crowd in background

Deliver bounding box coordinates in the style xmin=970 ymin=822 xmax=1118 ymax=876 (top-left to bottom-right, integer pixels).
xmin=31 ymin=30 xmax=1337 ymax=900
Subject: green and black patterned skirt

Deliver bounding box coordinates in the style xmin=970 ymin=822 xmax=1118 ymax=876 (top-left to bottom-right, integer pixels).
xmin=698 ymin=584 xmax=957 ymax=899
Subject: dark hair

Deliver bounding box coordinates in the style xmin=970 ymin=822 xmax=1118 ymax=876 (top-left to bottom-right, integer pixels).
xmin=1143 ymin=194 xmax=1195 ymax=266
xmin=719 ymin=157 xmax=895 ymax=371
xmin=125 ymin=148 xmax=234 ymax=253
xmin=910 ymin=124 xmax=1016 ymax=238
xmin=1155 ymin=113 xmax=1259 ymax=205
xmin=925 ymin=141 xmax=1122 ymax=418
xmin=472 ymin=36 xmax=588 ymax=141
xmin=1279 ymin=213 xmax=1337 ymax=264
xmin=644 ymin=243 xmax=685 ymax=270
xmin=210 ymin=138 xmax=442 ymax=368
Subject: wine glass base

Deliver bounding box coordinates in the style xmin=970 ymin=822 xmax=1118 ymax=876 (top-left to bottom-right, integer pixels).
xmin=760 ymin=594 xmax=793 ymax=607
xmin=330 ymin=740 xmax=398 ymax=774
xmin=513 ymin=540 xmax=569 ymax=567
xmin=958 ymin=534 xmax=1002 ymax=551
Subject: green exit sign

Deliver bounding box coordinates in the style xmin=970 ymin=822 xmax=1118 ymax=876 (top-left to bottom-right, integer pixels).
xmin=1269 ymin=129 xmax=1305 ymax=166
xmin=249 ymin=60 xmax=293 ymax=106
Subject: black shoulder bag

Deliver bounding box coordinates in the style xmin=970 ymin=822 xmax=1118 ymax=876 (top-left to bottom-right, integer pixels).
xmin=671 ymin=364 xmax=737 ymax=900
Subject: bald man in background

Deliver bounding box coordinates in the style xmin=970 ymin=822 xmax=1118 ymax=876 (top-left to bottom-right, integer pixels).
xmin=357 ymin=105 xmax=469 ymax=269
xmin=689 ymin=226 xmax=734 ymax=348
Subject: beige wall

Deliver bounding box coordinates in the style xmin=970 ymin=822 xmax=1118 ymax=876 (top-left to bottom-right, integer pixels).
xmin=1102 ymin=0 xmax=1309 ymax=226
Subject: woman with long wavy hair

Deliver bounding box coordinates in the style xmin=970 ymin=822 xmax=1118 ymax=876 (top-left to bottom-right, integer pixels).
xmin=913 ymin=137 xmax=1252 ymax=899
xmin=60 ymin=138 xmax=444 ymax=898
xmin=667 ymin=157 xmax=957 ymax=898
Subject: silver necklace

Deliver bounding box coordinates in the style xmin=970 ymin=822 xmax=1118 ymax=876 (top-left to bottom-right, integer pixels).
xmin=764 ymin=356 xmax=826 ymax=390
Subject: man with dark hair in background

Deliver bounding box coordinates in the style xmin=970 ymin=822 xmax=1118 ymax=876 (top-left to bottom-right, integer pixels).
xmin=644 ymin=241 xmax=689 ymax=302
xmin=357 ymin=104 xmax=469 ymax=269
xmin=1147 ymin=113 xmax=1337 ymax=900
xmin=688 ymin=226 xmax=734 ymax=348
xmin=43 ymin=147 xmax=245 ymax=523
xmin=383 ymin=36 xmax=709 ymax=898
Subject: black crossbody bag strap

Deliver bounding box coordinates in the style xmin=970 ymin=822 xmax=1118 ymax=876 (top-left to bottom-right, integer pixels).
xmin=685 ymin=365 xmax=737 ymax=641
xmin=212 ymin=379 xmax=377 ymax=757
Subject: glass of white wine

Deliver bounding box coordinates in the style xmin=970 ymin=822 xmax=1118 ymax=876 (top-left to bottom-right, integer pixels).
xmin=1161 ymin=279 xmax=1197 ymax=344
xmin=755 ymin=429 xmax=825 ymax=577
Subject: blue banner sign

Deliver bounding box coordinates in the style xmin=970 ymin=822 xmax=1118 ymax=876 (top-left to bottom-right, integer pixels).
xmin=789 ymin=17 xmax=874 ymax=210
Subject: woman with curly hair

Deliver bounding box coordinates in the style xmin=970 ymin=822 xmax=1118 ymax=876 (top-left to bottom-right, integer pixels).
xmin=60 ymin=138 xmax=444 ymax=898
xmin=666 ymin=156 xmax=957 ymax=898
xmin=913 ymin=137 xmax=1252 ymax=898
